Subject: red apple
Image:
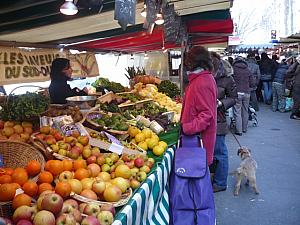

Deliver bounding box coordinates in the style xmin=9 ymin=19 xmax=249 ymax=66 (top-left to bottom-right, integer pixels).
xmin=63 ymin=199 xmax=79 ymax=210
xmin=53 ymin=132 xmax=63 ymax=141
xmin=71 ymin=209 xmax=82 ymax=223
xmin=125 ymin=161 xmax=135 ymax=169
xmin=33 ymin=210 xmax=55 ymax=225
xmin=134 ymin=157 xmax=144 ymax=168
xmin=77 ymin=135 xmax=89 ymax=146
xmin=17 ymin=219 xmax=33 ymax=225
xmin=13 ymin=206 xmax=35 ymax=223
xmin=55 ymin=214 xmax=76 ymax=225
xmin=45 ymin=135 xmax=56 ymax=145
xmin=68 ymin=146 xmax=82 ymax=159
xmin=97 ymin=211 xmax=114 ymax=225
xmin=121 ymin=154 xmax=131 ymax=162
xmin=64 ymin=136 xmax=77 ymax=146
xmin=79 ymin=203 xmax=87 ymax=213
xmin=81 ymin=216 xmax=100 ymax=225
xmin=100 ymin=204 xmax=115 ymax=216
xmin=91 ymin=147 xmax=101 ymax=157
xmin=83 ymin=204 xmax=100 ymax=217
xmin=37 ymin=191 xmax=54 ymax=210
xmin=144 ymin=160 xmax=154 ymax=169
xmin=139 ymin=165 xmax=150 ymax=174
xmin=41 ymin=193 xmax=63 ymax=215
xmin=148 ymin=158 xmax=155 ymax=165
xmin=96 ymin=155 xmax=105 ymax=166
xmin=87 ymin=156 xmax=97 ymax=165
xmin=88 ymin=163 xmax=101 ymax=177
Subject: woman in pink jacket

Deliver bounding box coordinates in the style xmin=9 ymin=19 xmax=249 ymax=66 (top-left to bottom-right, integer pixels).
xmin=181 ymin=46 xmax=217 ymax=165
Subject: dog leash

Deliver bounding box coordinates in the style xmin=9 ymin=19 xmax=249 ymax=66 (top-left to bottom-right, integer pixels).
xmin=229 ymin=130 xmax=242 ymax=148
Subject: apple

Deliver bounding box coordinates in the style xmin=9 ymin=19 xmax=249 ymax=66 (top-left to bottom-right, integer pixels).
xmin=105 ymin=158 xmax=113 ymax=166
xmin=97 ymin=211 xmax=114 ymax=225
xmin=114 ymin=160 xmax=124 ymax=167
xmin=111 ymin=177 xmax=130 ymax=193
xmin=79 ymin=203 xmax=87 ymax=213
xmin=45 ymin=136 xmax=56 ymax=145
xmin=59 ymin=171 xmax=74 ymax=182
xmin=110 ymin=165 xmax=116 ymax=173
xmin=130 ymin=179 xmax=141 ymax=190
xmin=144 ymin=160 xmax=154 ymax=169
xmin=63 ymin=200 xmax=77 ymax=208
xmin=139 ymin=165 xmax=151 ymax=174
xmin=103 ymin=185 xmax=122 ymax=202
xmin=82 ymin=148 xmax=92 ymax=159
xmin=50 ymin=144 xmax=59 ymax=153
xmin=68 ymin=179 xmax=82 ymax=194
xmin=58 ymin=149 xmax=67 ymax=156
xmin=35 ymin=133 xmax=45 ymax=140
xmin=53 ymin=132 xmax=63 ymax=141
xmin=75 ymin=142 xmax=84 ymax=151
xmin=137 ymin=171 xmax=147 ymax=182
xmin=71 ymin=209 xmax=82 ymax=222
xmin=87 ymin=163 xmax=101 ymax=177
xmin=13 ymin=206 xmax=35 ymax=223
xmin=87 ymin=156 xmax=97 ymax=165
xmin=130 ymin=168 xmax=139 ymax=178
xmin=81 ymin=216 xmax=100 ymax=225
xmin=41 ymin=193 xmax=63 ymax=215
xmin=55 ymin=214 xmax=76 ymax=225
xmin=69 ymin=146 xmax=82 ymax=159
xmin=64 ymin=136 xmax=77 ymax=146
xmin=77 ymin=135 xmax=89 ymax=146
xmin=110 ymin=172 xmax=116 ymax=179
xmin=37 ymin=191 xmax=54 ymax=210
xmin=121 ymin=154 xmax=131 ymax=162
xmin=134 ymin=157 xmax=144 ymax=168
xmin=115 ymin=165 xmax=131 ymax=179
xmin=33 ymin=210 xmax=55 ymax=225
xmin=40 ymin=126 xmax=50 ymax=135
xmin=91 ymin=147 xmax=101 ymax=157
xmin=71 ymin=130 xmax=80 ymax=138
xmin=101 ymin=164 xmax=110 ymax=173
xmin=97 ymin=172 xmax=111 ymax=182
xmin=92 ymin=179 xmax=106 ymax=195
xmin=100 ymin=204 xmax=115 ymax=216
xmin=57 ymin=141 xmax=69 ymax=150
xmin=96 ymin=155 xmax=105 ymax=166
xmin=124 ymin=161 xmax=135 ymax=169
xmin=148 ymin=158 xmax=155 ymax=164
xmin=83 ymin=204 xmax=100 ymax=216
xmin=109 ymin=153 xmax=119 ymax=163
xmin=16 ymin=219 xmax=32 ymax=225
xmin=81 ymin=178 xmax=94 ymax=190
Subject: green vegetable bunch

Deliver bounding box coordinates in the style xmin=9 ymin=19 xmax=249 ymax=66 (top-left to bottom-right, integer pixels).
xmin=157 ymin=80 xmax=180 ymax=98
xmin=0 ymin=92 xmax=50 ymax=121
xmin=92 ymin=78 xmax=125 ymax=93
xmin=124 ymin=67 xmax=146 ymax=80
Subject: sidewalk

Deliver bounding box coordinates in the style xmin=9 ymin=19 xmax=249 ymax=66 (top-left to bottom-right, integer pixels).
xmin=214 ymin=104 xmax=300 ymax=225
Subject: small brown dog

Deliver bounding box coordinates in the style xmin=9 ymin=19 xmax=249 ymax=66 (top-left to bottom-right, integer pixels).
xmin=233 ymin=147 xmax=259 ymax=196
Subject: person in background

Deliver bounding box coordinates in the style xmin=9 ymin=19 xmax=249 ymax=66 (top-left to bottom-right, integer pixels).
xmin=232 ymin=57 xmax=255 ymax=135
xmin=285 ymin=56 xmax=300 ymax=120
xmin=272 ymin=59 xmax=288 ymax=112
xmin=228 ymin=56 xmax=234 ymax=66
xmin=211 ymin=52 xmax=237 ymax=192
xmin=246 ymin=52 xmax=261 ymax=111
xmin=49 ymin=58 xmax=88 ymax=104
xmin=255 ymin=55 xmax=264 ymax=103
xmin=259 ymin=53 xmax=277 ymax=105
xmin=181 ymin=46 xmax=217 ymax=166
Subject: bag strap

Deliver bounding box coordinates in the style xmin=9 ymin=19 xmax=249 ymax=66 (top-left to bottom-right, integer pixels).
xmin=178 ymin=132 xmax=204 ymax=148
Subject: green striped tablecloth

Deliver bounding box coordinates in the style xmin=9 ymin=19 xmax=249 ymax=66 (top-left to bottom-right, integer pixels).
xmin=112 ymin=147 xmax=175 ymax=225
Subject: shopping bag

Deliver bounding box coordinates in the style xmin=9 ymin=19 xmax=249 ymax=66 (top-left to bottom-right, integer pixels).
xmin=169 ymin=134 xmax=215 ymax=225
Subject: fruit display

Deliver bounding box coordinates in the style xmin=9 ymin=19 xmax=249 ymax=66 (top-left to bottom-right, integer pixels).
xmin=88 ymin=113 xmax=129 ymax=132
xmin=157 ymin=80 xmax=181 ymax=98
xmin=0 ymin=92 xmax=49 ymax=121
xmin=42 ymin=105 xmax=83 ymax=122
xmin=0 ymin=120 xmax=33 ymax=142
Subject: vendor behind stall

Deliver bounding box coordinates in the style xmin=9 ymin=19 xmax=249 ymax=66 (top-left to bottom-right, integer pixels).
xmin=49 ymin=58 xmax=88 ymax=104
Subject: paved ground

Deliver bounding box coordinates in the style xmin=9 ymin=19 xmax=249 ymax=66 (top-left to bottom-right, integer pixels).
xmin=214 ymin=104 xmax=300 ymax=225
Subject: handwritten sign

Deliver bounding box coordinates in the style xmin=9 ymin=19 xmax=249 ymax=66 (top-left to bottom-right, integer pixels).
xmin=114 ymin=0 xmax=136 ymax=30
xmin=163 ymin=4 xmax=180 ymax=42
xmin=67 ymin=52 xmax=99 ymax=77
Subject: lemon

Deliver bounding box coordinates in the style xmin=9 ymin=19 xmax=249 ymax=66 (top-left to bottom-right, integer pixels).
xmin=138 ymin=141 xmax=148 ymax=151
xmin=135 ymin=133 xmax=145 ymax=143
xmin=153 ymin=145 xmax=165 ymax=156
xmin=142 ymin=128 xmax=152 ymax=139
xmin=129 ymin=127 xmax=140 ymax=138
xmin=158 ymin=141 xmax=168 ymax=149
xmin=151 ymin=134 xmax=159 ymax=141
xmin=147 ymin=138 xmax=159 ymax=149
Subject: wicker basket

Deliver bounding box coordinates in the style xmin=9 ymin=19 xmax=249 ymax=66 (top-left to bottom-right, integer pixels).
xmin=70 ymin=188 xmax=133 ymax=207
xmin=0 ymin=140 xmax=46 ymax=218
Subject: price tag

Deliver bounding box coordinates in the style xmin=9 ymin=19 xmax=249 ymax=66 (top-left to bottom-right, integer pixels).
xmin=108 ymin=142 xmax=123 ymax=155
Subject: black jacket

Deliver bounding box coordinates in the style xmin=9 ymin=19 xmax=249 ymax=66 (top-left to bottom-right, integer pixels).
xmin=49 ymin=76 xmax=86 ymax=104
xmin=233 ymin=59 xmax=255 ymax=94
xmin=274 ymin=63 xmax=288 ymax=84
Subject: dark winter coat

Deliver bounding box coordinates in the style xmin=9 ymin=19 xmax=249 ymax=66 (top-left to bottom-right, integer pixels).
xmin=49 ymin=76 xmax=86 ymax=104
xmin=214 ymin=60 xmax=237 ymax=135
xmin=181 ymin=69 xmax=217 ymax=165
xmin=246 ymin=58 xmax=261 ymax=89
xmin=273 ymin=63 xmax=288 ymax=84
xmin=232 ymin=59 xmax=255 ymax=94
xmin=286 ymin=62 xmax=300 ymax=97
xmin=259 ymin=58 xmax=277 ymax=81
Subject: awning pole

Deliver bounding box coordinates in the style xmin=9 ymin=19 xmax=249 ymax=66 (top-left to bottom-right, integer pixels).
xmin=180 ymin=39 xmax=187 ymax=97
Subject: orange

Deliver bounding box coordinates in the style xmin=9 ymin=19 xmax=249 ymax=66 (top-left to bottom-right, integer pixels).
xmin=12 ymin=193 xmax=31 ymax=209
xmin=0 ymin=175 xmax=12 ymax=184
xmin=26 ymin=160 xmax=41 ymax=177
xmin=38 ymin=183 xmax=53 ymax=195
xmin=45 ymin=160 xmax=55 ymax=171
xmin=62 ymin=159 xmax=73 ymax=171
xmin=74 ymin=168 xmax=90 ymax=180
xmin=0 ymin=183 xmax=16 ymax=201
xmin=38 ymin=171 xmax=53 ymax=184
xmin=11 ymin=168 xmax=28 ymax=186
xmin=48 ymin=160 xmax=64 ymax=176
xmin=22 ymin=181 xmax=38 ymax=197
xmin=73 ymin=159 xmax=87 ymax=170
xmin=4 ymin=168 xmax=14 ymax=176
xmin=55 ymin=182 xmax=72 ymax=198
xmin=11 ymin=183 xmax=21 ymax=190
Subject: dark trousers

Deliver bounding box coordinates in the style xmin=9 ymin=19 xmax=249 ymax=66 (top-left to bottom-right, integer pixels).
xmin=250 ymin=90 xmax=259 ymax=111
xmin=256 ymin=81 xmax=264 ymax=102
